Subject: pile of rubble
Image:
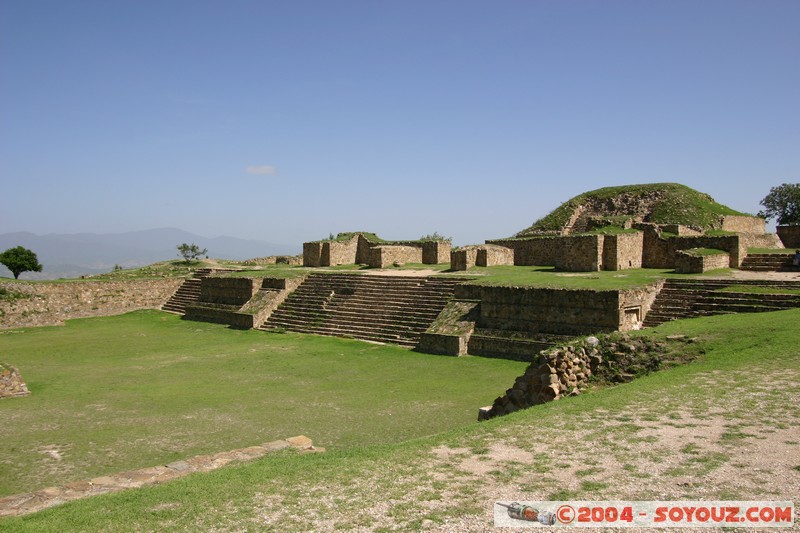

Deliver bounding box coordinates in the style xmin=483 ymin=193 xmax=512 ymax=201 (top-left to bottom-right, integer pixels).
xmin=479 ymin=332 xmax=694 ymax=420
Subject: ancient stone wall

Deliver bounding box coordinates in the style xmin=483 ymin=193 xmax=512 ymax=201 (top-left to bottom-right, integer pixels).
xmin=0 ymin=363 xmax=30 ymax=399
xmin=640 ymin=226 xmax=744 ymax=268
xmin=554 ymin=235 xmax=604 ymax=272
xmin=304 ymin=234 xmax=448 ymax=267
xmin=418 ymin=300 xmax=479 ymax=355
xmin=0 ymin=279 xmax=183 ymax=329
xmin=422 ymin=241 xmax=451 ymax=264
xmin=355 ymin=235 xmax=373 ymax=264
xmin=489 ymin=235 xmax=639 ymax=271
xmin=324 ymin=236 xmax=360 ymax=266
xmin=777 ymin=226 xmax=800 ymax=248
xmin=740 ymin=233 xmax=783 ymax=249
xmin=471 ymin=285 xmax=655 ymax=336
xmin=660 ymin=224 xmax=704 ymax=236
xmin=450 ymin=245 xmax=513 ymax=271
xmin=721 ymin=215 xmax=765 ymax=234
xmin=368 ymin=245 xmax=423 ymax=268
xmin=303 ymin=242 xmax=324 ymax=267
xmin=675 ymin=250 xmax=730 ymax=274
xmin=450 ymin=247 xmax=479 ymax=271
xmin=602 ymin=232 xmax=644 ymax=270
xmin=185 ymin=276 xmax=304 ymax=329
xmin=486 ymin=237 xmax=561 ymax=266
xmin=200 ymin=277 xmax=259 ymax=306
xmin=242 ymin=255 xmax=303 ymax=266
xmin=477 ymin=245 xmax=514 ymax=267
xmin=479 ymin=332 xmax=683 ymax=420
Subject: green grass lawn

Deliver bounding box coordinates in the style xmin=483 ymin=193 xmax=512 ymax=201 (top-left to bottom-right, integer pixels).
xmin=456 ymin=265 xmax=676 ymax=289
xmin=0 ymin=311 xmax=525 ymax=497
xmin=3 ymin=309 xmax=797 ymax=531
xmin=748 ymin=247 xmax=796 ymax=254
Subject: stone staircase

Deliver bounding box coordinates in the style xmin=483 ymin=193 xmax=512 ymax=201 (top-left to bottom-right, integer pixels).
xmin=643 ymin=278 xmax=800 ymax=327
xmin=161 ymin=268 xmax=214 ymax=314
xmin=739 ymin=253 xmax=797 ymax=272
xmin=259 ymin=273 xmax=464 ymax=347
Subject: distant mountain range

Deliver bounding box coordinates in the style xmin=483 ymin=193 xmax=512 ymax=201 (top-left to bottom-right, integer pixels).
xmin=0 ymin=228 xmax=298 ymax=280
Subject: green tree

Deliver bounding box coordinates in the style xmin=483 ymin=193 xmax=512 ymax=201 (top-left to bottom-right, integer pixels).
xmin=0 ymin=246 xmax=43 ymax=279
xmin=758 ymin=183 xmax=800 ymax=225
xmin=176 ymin=243 xmax=208 ymax=263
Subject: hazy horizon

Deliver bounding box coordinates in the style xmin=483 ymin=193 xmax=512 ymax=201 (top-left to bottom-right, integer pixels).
xmin=2 ymin=1 xmax=797 ymax=246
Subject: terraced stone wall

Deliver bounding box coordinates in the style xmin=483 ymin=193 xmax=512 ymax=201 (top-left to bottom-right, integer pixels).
xmin=0 ymin=279 xmax=183 ymax=329
xmin=200 ymin=277 xmax=260 ymax=305
xmin=461 ymin=285 xmax=657 ymax=336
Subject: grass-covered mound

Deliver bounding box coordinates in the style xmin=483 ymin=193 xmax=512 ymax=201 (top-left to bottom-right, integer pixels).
xmin=516 ymin=182 xmax=749 ymax=236
xmin=2 ymin=309 xmax=796 ymax=531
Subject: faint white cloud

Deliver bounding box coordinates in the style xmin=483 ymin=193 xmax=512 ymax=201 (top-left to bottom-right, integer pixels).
xmin=245 ymin=165 xmax=277 ymax=176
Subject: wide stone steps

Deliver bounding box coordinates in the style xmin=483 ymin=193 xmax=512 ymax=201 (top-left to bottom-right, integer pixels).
xmin=264 ymin=317 xmax=422 ymax=343
xmin=161 ymin=268 xmax=214 ymax=314
xmin=260 ymin=273 xmax=461 ymax=347
xmin=643 ymin=278 xmax=800 ymax=327
xmin=740 ymin=253 xmax=796 ymax=271
xmin=266 ymin=326 xmax=418 ymax=347
xmin=286 ymin=291 xmax=452 ymax=305
xmin=274 ymin=305 xmax=440 ymax=324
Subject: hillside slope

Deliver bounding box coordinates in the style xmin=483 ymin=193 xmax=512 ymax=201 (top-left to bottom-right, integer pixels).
xmin=515 ymin=182 xmax=749 ymax=236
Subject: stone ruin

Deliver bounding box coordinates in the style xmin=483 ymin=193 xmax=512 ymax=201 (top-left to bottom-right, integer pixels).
xmin=0 ymin=363 xmax=30 ymax=399
xmin=479 ymin=332 xmax=697 ymax=420
xmin=463 ymin=215 xmax=782 ymax=273
xmin=302 ymin=232 xmax=450 ymax=268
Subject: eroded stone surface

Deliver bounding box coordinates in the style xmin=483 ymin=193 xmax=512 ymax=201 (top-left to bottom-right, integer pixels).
xmin=0 ymin=435 xmax=318 ymax=517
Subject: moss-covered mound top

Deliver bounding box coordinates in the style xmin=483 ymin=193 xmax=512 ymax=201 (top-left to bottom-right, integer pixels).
xmin=515 ymin=183 xmax=750 ymax=237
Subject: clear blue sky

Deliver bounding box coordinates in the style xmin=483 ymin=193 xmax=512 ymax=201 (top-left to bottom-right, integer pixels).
xmin=1 ymin=0 xmax=798 ymax=247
